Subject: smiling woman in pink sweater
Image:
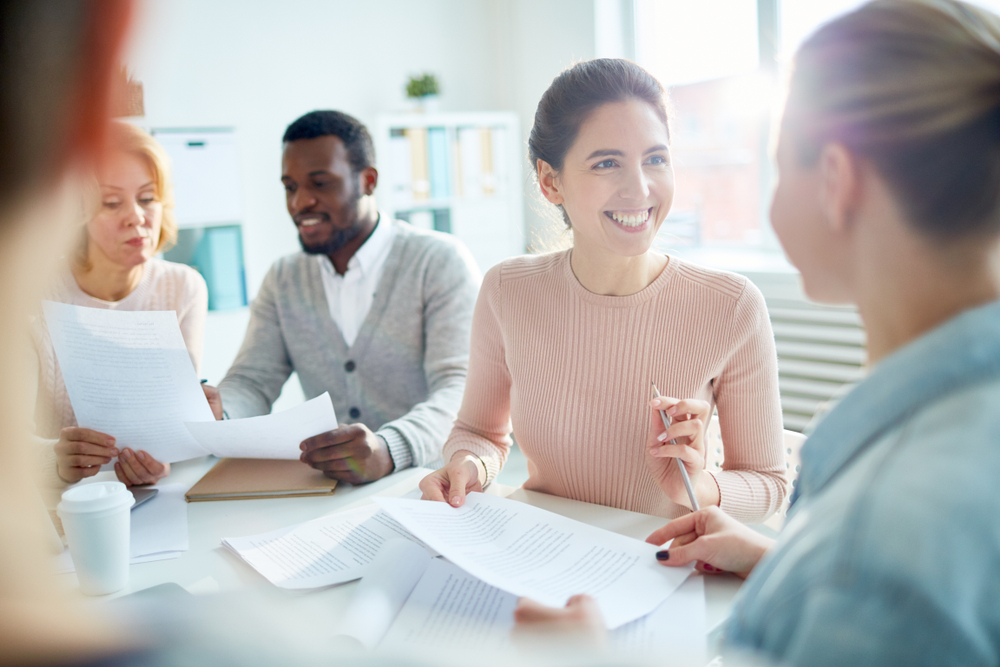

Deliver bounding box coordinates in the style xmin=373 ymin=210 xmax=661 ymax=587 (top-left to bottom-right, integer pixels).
xmin=421 ymin=59 xmax=786 ymax=522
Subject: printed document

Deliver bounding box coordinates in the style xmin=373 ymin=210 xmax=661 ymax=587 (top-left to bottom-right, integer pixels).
xmin=43 ymin=302 xmax=214 ymax=463
xmin=45 ymin=301 xmax=339 ymax=463
xmin=335 ymin=538 xmax=706 ymax=655
xmin=222 ymin=504 xmax=432 ymax=589
xmin=184 ymin=393 xmax=337 ymax=459
xmin=376 ymin=493 xmax=693 ymax=629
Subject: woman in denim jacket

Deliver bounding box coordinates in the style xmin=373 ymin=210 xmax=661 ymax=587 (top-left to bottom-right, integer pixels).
xmin=516 ymin=1 xmax=1000 ymax=665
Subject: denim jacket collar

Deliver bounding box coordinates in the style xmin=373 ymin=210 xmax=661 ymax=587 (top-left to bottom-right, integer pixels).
xmin=790 ymin=300 xmax=1000 ymax=512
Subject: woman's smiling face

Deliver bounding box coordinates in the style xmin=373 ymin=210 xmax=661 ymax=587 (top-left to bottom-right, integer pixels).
xmin=551 ymin=98 xmax=674 ymax=258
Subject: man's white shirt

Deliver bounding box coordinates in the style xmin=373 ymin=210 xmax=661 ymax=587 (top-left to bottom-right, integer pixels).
xmin=316 ymin=215 xmax=396 ymax=347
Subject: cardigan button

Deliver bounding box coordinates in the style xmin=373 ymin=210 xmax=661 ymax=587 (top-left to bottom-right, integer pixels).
xmin=349 ymin=407 xmax=361 ymax=419
xmin=344 ymin=360 xmax=356 ymax=372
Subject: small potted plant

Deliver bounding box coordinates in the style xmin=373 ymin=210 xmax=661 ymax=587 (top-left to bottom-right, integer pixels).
xmin=405 ymin=73 xmax=440 ymax=113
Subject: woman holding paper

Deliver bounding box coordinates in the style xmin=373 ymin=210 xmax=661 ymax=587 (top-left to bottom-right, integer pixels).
xmin=32 ymin=121 xmax=209 ymax=487
xmin=421 ymin=59 xmax=786 ymax=522
xmin=516 ymin=1 xmax=1000 ymax=664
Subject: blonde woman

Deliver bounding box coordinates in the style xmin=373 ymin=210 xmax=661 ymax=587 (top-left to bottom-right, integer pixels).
xmin=517 ymin=1 xmax=1000 ymax=664
xmin=32 ymin=121 xmax=208 ymax=488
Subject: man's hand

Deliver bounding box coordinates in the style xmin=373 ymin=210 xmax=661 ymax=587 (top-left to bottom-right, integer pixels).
xmin=299 ymin=423 xmax=395 ymax=484
xmin=201 ymin=383 xmax=223 ymax=420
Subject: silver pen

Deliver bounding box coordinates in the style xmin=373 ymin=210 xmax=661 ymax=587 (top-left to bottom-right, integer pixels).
xmin=651 ymin=382 xmax=700 ymax=511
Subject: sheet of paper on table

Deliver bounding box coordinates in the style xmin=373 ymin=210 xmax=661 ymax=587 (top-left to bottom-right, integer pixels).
xmin=54 ymin=483 xmax=190 ymax=573
xmin=221 ymin=504 xmax=434 ymax=589
xmin=184 ymin=393 xmax=337 ymax=459
xmin=376 ymin=492 xmax=694 ymax=629
xmin=335 ymin=538 xmax=706 ymax=656
xmin=43 ymin=302 xmax=214 ymax=463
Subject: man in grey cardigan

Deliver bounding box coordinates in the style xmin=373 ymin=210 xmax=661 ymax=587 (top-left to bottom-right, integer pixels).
xmin=217 ymin=110 xmax=481 ymax=484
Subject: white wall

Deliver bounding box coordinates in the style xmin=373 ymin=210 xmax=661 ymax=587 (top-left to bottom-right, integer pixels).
xmin=129 ymin=0 xmax=516 ymax=297
xmin=126 ymin=0 xmax=596 ymax=398
xmin=488 ymin=0 xmax=596 ymax=252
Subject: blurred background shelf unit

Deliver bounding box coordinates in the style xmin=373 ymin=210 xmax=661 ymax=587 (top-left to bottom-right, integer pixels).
xmin=153 ymin=127 xmax=248 ymax=312
xmin=375 ymin=112 xmax=525 ymax=273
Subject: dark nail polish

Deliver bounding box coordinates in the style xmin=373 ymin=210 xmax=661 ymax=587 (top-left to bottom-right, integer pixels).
xmin=656 ymin=550 xmax=670 ymax=561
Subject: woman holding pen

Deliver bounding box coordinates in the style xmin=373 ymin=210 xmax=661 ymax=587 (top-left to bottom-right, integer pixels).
xmin=516 ymin=1 xmax=1000 ymax=664
xmin=421 ymin=59 xmax=787 ymax=522
xmin=31 ymin=121 xmax=209 ymax=488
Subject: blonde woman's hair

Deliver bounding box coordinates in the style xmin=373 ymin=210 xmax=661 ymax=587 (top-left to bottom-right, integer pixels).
xmin=76 ymin=121 xmax=176 ymax=265
xmin=784 ymin=0 xmax=1000 ymax=239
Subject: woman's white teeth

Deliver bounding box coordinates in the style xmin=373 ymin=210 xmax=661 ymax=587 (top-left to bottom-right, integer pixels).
xmin=611 ymin=210 xmax=650 ymax=227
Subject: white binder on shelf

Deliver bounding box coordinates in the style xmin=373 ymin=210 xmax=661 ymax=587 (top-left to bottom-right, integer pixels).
xmin=152 ymin=128 xmax=242 ymax=227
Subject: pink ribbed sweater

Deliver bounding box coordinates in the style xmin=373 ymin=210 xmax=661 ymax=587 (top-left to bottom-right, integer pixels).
xmin=442 ymin=250 xmax=787 ymax=522
xmin=32 ymin=258 xmax=208 ymax=487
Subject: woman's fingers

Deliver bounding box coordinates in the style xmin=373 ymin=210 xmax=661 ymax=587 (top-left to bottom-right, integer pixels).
xmin=649 ymin=443 xmax=703 ymax=465
xmin=445 ymin=464 xmax=475 ymax=507
xmin=646 ymin=514 xmax=699 ymax=546
xmin=65 ymin=454 xmax=113 ymax=468
xmin=60 ymin=427 xmax=115 ymax=447
xmin=115 ymin=458 xmax=143 ymax=486
xmin=654 ymin=418 xmax=704 ymax=444
xmin=57 ymin=440 xmax=115 ymax=465
xmin=654 ymin=535 xmax=718 ymax=568
xmin=649 ymin=397 xmax=710 ymax=422
xmin=514 ymin=595 xmax=602 ymax=626
xmin=419 ymin=455 xmax=483 ymax=505
xmin=135 ymin=451 xmax=167 ymax=477
xmin=55 ymin=437 xmax=118 ymax=459
xmin=514 ymin=597 xmax=566 ymax=623
xmin=649 ymin=396 xmax=681 ymax=412
xmin=115 ymin=449 xmax=164 ymax=486
xmin=667 ymin=399 xmax=711 ymax=420
xmin=418 ymin=471 xmax=450 ymax=502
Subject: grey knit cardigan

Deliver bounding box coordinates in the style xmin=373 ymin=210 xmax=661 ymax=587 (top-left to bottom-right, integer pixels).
xmin=218 ymin=220 xmax=482 ymax=469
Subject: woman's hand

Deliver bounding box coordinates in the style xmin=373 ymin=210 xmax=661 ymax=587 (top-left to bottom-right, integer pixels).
xmin=54 ymin=427 xmax=119 ymax=484
xmin=114 ymin=448 xmax=170 ymax=487
xmin=646 ymin=506 xmax=774 ymax=579
xmin=645 ymin=396 xmax=718 ymax=510
xmin=512 ymin=595 xmax=607 ymax=648
xmin=419 ymin=450 xmax=486 ymax=507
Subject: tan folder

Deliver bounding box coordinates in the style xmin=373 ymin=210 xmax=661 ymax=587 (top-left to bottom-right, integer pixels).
xmin=185 ymin=458 xmax=337 ymax=502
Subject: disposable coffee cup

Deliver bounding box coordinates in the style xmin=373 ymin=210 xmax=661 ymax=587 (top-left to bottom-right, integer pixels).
xmin=57 ymin=481 xmax=135 ymax=596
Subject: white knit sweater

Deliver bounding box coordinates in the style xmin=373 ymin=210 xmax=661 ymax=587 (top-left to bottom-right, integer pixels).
xmin=31 ymin=258 xmax=208 ymax=487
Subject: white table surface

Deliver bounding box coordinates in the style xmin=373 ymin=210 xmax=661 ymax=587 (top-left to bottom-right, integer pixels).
xmin=56 ymin=456 xmax=744 ymax=635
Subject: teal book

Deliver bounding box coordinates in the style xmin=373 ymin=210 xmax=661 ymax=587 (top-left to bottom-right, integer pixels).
xmin=192 ymin=225 xmax=246 ymax=311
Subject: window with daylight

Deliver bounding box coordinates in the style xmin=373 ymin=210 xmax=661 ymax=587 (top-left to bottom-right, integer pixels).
xmin=632 ymin=0 xmax=877 ymax=254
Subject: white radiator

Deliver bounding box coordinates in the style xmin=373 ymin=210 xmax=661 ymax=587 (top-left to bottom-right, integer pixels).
xmin=742 ymin=271 xmax=866 ymax=432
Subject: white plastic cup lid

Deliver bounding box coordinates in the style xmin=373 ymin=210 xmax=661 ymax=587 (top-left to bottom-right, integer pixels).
xmin=57 ymin=481 xmax=135 ymax=515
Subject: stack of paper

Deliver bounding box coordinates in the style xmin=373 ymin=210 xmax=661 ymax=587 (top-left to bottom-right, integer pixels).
xmin=225 ymin=493 xmax=697 ymax=636
xmin=55 ymin=483 xmax=189 ymax=573
xmin=333 ymin=535 xmax=706 ymax=658
xmin=375 ymin=493 xmax=693 ymax=629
